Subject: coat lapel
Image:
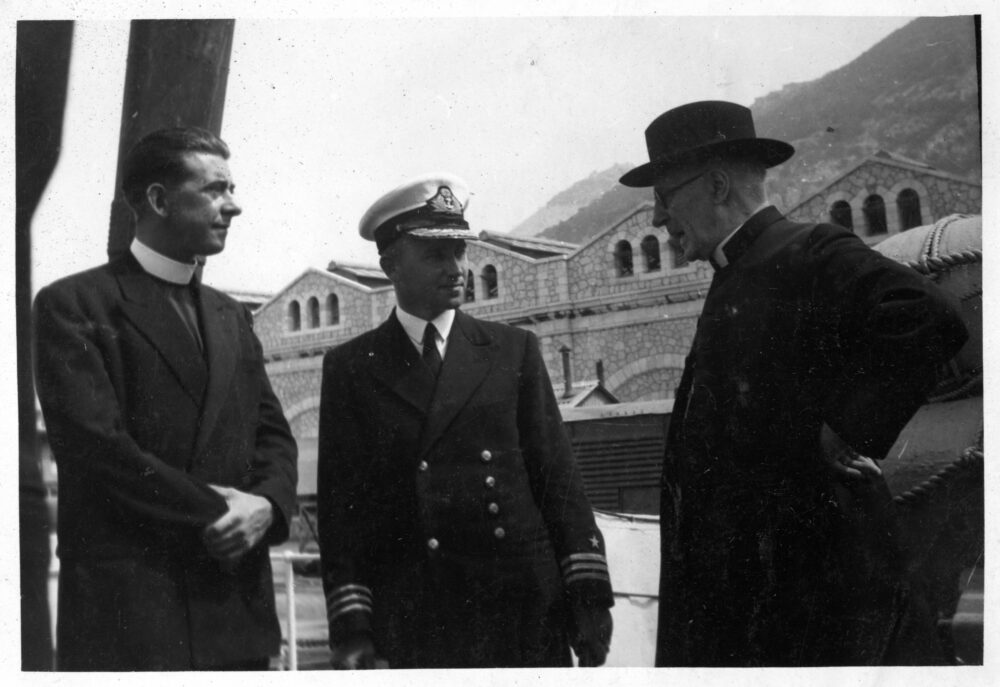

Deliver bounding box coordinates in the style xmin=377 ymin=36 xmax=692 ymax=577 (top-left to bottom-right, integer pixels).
xmin=417 ymin=311 xmax=494 ymax=458
xmin=369 ymin=314 xmax=439 ymax=415
xmin=716 ymin=205 xmax=784 ymax=278
xmin=193 ymin=286 xmax=240 ymax=459
xmin=116 ymin=258 xmax=208 ymax=405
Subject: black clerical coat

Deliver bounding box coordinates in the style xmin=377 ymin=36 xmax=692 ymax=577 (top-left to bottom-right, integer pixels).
xmin=33 ymin=253 xmax=297 ymax=670
xmin=656 ymin=207 xmax=967 ymax=666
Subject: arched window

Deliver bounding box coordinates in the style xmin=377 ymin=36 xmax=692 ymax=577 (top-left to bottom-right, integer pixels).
xmin=863 ymin=194 xmax=887 ymax=236
xmin=614 ymin=240 xmax=633 ymax=277
xmin=287 ymin=300 xmax=301 ymax=332
xmin=464 ymin=269 xmax=476 ymax=303
xmin=325 ymin=294 xmax=340 ymax=325
xmin=481 ymin=265 xmax=498 ymax=300
xmin=897 ymin=188 xmax=923 ymax=231
xmin=641 ymin=235 xmax=661 ymax=272
xmin=830 ymin=200 xmax=853 ymax=230
xmin=307 ymin=297 xmax=320 ymax=329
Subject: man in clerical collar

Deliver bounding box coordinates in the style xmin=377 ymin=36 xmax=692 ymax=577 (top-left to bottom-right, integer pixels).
xmin=33 ymin=127 xmax=297 ymax=671
xmin=316 ymin=173 xmax=614 ymax=669
xmin=620 ymin=100 xmax=968 ymax=666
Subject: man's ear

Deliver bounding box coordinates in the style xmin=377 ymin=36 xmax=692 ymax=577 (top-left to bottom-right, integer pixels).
xmin=707 ymin=169 xmax=731 ymax=204
xmin=146 ymin=183 xmax=169 ymax=218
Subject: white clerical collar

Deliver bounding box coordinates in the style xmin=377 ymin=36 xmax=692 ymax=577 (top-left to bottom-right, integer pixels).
xmin=395 ymin=306 xmax=456 ymax=357
xmin=130 ymin=238 xmax=198 ymax=285
xmin=712 ymin=201 xmax=769 ymax=270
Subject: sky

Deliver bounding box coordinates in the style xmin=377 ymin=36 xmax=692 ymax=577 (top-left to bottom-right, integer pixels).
xmin=16 ymin=4 xmax=953 ymax=296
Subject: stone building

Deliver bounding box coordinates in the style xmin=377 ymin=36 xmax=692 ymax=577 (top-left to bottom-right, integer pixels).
xmin=787 ymin=150 xmax=982 ymax=240
xmin=252 ymin=152 xmax=980 ymax=495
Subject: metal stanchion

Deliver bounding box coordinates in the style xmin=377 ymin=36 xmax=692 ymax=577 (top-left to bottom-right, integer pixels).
xmin=270 ymin=551 xmax=320 ymax=670
xmin=285 ymin=552 xmax=297 ymax=671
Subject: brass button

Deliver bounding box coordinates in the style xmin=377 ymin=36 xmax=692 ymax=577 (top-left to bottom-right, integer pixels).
xmin=480 ymin=450 xmax=493 ymax=463
xmin=417 ymin=460 xmax=429 ymax=472
xmin=427 ymin=538 xmax=439 ymax=550
xmin=487 ymin=502 xmax=500 ymax=515
xmin=484 ymin=476 xmax=496 ymax=488
xmin=493 ymin=527 xmax=506 ymax=540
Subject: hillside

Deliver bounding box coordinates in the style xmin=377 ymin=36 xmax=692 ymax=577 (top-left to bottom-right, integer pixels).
xmin=510 ymin=164 xmax=641 ymax=237
xmin=754 ymin=15 xmax=981 ymax=210
xmin=530 ymin=16 xmax=979 ymax=244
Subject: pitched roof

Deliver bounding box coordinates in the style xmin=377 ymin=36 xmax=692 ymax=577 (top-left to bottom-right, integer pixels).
xmin=325 ymin=260 xmax=392 ymax=287
xmin=476 ymin=230 xmax=578 ymax=258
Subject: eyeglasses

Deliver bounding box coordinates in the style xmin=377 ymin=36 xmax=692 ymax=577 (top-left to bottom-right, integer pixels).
xmin=653 ymin=171 xmax=705 ymax=209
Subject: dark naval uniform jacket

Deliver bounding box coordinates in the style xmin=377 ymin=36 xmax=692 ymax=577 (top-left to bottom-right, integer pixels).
xmin=656 ymin=206 xmax=968 ymax=666
xmin=32 ymin=253 xmax=298 ymax=670
xmin=317 ymin=309 xmax=613 ymax=668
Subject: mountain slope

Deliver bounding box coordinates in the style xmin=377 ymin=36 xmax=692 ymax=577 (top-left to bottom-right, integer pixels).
xmin=510 ymin=164 xmax=639 ymax=237
xmin=530 ymin=16 xmax=979 ymax=244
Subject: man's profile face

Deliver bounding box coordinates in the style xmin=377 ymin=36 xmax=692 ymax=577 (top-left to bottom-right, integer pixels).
xmin=382 ymin=237 xmax=468 ymax=320
xmin=652 ymin=167 xmax=718 ymax=263
xmin=159 ymin=152 xmax=242 ymax=262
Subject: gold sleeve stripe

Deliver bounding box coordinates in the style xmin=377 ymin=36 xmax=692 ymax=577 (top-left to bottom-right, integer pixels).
xmin=327 ymin=601 xmax=372 ymax=621
xmin=564 ymin=570 xmax=612 ymax=585
xmin=560 ymin=554 xmax=608 ymax=572
xmin=327 ymin=583 xmax=373 ymax=597
xmin=325 ymin=585 xmax=373 ymax=620
xmin=560 ymin=553 xmax=607 ymax=566
xmin=563 ymin=563 xmax=608 ymax=575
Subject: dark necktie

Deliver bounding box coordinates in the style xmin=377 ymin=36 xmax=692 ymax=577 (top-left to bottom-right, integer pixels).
xmin=422 ymin=323 xmax=442 ymax=377
xmin=166 ymin=282 xmax=204 ymax=353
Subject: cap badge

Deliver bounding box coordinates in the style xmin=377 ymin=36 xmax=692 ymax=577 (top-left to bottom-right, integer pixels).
xmin=427 ymin=186 xmax=463 ymax=215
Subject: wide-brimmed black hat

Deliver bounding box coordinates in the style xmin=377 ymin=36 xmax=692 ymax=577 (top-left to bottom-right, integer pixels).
xmin=619 ymin=100 xmax=794 ymax=187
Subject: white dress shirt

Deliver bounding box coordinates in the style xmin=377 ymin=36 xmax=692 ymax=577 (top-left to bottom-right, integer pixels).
xmin=395 ymin=306 xmax=456 ymax=359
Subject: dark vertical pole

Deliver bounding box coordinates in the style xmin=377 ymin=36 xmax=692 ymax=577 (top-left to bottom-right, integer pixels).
xmin=107 ymin=19 xmax=235 ymax=262
xmin=17 ymin=19 xmax=74 ymax=671
xmin=560 ymin=345 xmax=573 ymax=398
xmin=973 ymin=15 xmax=981 ymax=151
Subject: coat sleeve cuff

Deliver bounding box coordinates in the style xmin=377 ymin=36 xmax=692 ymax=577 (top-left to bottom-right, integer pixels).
xmin=326 ymin=584 xmax=374 ymax=645
xmin=560 ymin=553 xmax=614 ymax=608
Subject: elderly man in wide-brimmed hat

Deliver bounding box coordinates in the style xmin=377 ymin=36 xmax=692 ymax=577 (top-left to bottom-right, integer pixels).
xmin=620 ymin=101 xmax=967 ymax=666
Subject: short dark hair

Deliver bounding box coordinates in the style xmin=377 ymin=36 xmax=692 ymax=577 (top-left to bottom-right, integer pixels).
xmin=121 ymin=127 xmax=230 ymax=214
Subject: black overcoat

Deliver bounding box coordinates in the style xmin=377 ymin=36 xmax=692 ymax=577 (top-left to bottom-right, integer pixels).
xmin=32 ymin=253 xmax=298 ymax=670
xmin=317 ymin=310 xmax=613 ymax=668
xmin=656 ymin=207 xmax=968 ymax=666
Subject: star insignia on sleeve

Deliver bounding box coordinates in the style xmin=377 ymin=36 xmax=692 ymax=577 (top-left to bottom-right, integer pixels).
xmin=589 ymin=535 xmax=600 ymax=549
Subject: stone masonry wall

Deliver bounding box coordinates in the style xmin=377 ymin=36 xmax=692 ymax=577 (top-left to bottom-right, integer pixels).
xmin=567 ymin=206 xmax=713 ymax=301
xmin=788 ymin=160 xmax=982 ymax=235
xmin=259 ymin=157 xmax=979 ymax=429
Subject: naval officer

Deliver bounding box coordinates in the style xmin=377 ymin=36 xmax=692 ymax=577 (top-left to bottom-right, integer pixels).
xmin=316 ymin=173 xmax=614 ymax=668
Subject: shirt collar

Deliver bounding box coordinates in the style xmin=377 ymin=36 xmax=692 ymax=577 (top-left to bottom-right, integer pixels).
xmin=130 ymin=238 xmax=198 ymax=285
xmin=395 ymin=306 xmax=456 ymax=353
xmin=711 ymin=201 xmax=768 ymax=270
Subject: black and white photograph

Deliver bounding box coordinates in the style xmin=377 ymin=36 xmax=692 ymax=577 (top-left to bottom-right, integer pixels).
xmin=6 ymin=1 xmax=993 ymax=684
